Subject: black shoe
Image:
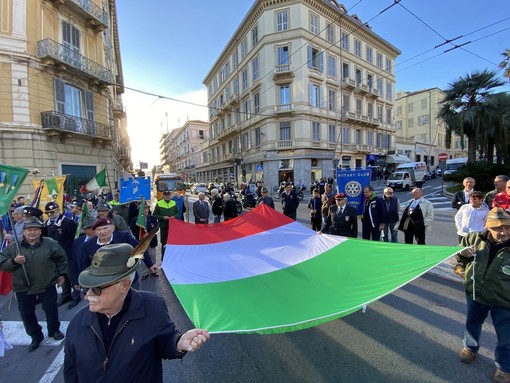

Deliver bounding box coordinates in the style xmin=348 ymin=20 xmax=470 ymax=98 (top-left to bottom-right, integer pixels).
xmin=57 ymin=295 xmax=72 ymax=307
xmin=50 ymin=331 xmax=65 ymax=341
xmin=67 ymin=298 xmax=81 ymax=309
xmin=28 ymin=335 xmax=44 ymax=352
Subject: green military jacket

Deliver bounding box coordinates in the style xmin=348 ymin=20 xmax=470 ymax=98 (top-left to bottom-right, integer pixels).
xmin=457 ymin=232 xmax=510 ymax=309
xmin=0 ymin=236 xmax=68 ymax=294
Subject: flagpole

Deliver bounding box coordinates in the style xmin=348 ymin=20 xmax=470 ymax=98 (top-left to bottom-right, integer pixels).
xmin=6 ymin=214 xmax=30 ymax=287
xmin=104 ymin=163 xmax=113 ymax=194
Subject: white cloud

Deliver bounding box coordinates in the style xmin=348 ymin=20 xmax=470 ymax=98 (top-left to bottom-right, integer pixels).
xmin=123 ymin=88 xmax=208 ymax=169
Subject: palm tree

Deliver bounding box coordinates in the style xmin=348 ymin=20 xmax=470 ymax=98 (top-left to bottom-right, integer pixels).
xmin=483 ymin=92 xmax=510 ymax=164
xmin=438 ymin=70 xmax=504 ymax=164
xmin=500 ymin=49 xmax=510 ymax=81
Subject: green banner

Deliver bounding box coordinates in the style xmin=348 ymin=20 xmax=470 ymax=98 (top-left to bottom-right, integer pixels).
xmin=0 ymin=164 xmax=30 ymax=216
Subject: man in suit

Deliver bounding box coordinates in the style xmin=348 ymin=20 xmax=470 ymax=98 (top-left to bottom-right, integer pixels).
xmin=193 ymin=192 xmax=210 ymax=224
xmin=321 ymin=193 xmax=357 ymax=237
xmin=452 ymin=177 xmax=476 ymax=210
xmin=398 ymin=188 xmax=434 ymax=245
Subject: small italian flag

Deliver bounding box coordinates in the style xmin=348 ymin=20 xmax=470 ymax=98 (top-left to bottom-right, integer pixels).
xmin=162 ymin=204 xmax=460 ymax=334
xmin=83 ymin=168 xmax=107 ymax=192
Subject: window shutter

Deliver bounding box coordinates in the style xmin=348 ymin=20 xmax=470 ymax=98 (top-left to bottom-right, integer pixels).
xmin=319 ymin=51 xmax=324 ymax=72
xmin=54 ymin=78 xmax=65 ymax=113
xmin=320 ymin=87 xmax=325 ymax=108
xmin=309 ymin=83 xmax=313 ymax=106
xmin=85 ymin=90 xmax=94 ymax=121
xmin=307 ymin=45 xmax=312 ymax=68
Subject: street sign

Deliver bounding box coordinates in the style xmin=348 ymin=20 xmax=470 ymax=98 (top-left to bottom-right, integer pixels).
xmin=438 ymin=153 xmax=448 ymax=162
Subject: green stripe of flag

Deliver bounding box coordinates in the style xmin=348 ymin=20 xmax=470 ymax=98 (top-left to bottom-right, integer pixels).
xmin=171 ymin=239 xmax=460 ymax=334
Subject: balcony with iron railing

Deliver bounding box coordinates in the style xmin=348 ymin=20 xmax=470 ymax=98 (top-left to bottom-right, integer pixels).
xmin=37 ymin=39 xmax=113 ymax=85
xmin=41 ymin=111 xmax=113 ymax=144
xmin=49 ymin=0 xmax=108 ymax=31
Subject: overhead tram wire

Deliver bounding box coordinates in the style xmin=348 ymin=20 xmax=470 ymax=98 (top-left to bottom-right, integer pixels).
xmin=123 ymin=10 xmax=509 ymax=125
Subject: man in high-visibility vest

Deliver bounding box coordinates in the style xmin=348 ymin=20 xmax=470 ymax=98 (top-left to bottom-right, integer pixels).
xmin=153 ymin=191 xmax=178 ymax=261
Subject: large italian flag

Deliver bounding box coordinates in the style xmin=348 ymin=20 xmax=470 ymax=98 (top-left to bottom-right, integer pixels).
xmin=162 ymin=204 xmax=460 ymax=334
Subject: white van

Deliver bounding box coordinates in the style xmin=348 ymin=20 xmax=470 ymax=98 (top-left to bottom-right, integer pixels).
xmin=386 ymin=161 xmax=427 ymax=190
xmin=444 ymin=157 xmax=468 ymax=175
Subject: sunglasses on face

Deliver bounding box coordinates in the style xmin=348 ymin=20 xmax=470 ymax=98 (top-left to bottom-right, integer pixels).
xmin=90 ymin=282 xmax=118 ymax=296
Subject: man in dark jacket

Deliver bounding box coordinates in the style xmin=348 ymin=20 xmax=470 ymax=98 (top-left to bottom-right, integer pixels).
xmin=382 ymin=187 xmax=400 ymax=243
xmin=81 ymin=218 xmax=158 ymax=289
xmin=64 ymin=243 xmax=209 ymax=382
xmin=281 ymin=183 xmax=299 ymax=220
xmin=361 ymin=185 xmax=386 ymax=241
xmin=0 ymin=218 xmax=67 ymax=351
xmin=455 ymin=207 xmax=510 ymax=383
xmin=322 ymin=193 xmax=357 ymax=237
xmin=451 ymin=177 xmax=476 ymax=210
xmin=44 ymin=201 xmax=78 ymax=307
xmin=211 ymin=189 xmax=223 ymax=223
xmin=68 ymin=216 xmax=96 ymax=310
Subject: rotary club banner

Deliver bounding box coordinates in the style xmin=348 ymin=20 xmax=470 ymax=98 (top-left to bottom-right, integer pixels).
xmin=336 ymin=168 xmax=372 ymax=215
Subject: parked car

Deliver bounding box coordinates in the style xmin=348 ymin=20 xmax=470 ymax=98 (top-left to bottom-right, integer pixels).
xmin=191 ymin=183 xmax=209 ymax=194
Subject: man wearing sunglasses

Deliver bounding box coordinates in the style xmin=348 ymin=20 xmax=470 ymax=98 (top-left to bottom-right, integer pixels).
xmin=64 ymin=243 xmax=209 ymax=382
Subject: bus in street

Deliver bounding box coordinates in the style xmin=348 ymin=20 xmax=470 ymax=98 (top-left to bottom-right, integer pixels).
xmin=154 ymin=173 xmax=186 ymax=199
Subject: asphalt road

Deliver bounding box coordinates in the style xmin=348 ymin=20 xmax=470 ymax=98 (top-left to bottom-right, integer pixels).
xmin=0 ymin=177 xmax=499 ymax=382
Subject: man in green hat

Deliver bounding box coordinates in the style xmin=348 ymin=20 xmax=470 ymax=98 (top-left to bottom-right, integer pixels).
xmin=64 ymin=243 xmax=209 ymax=382
xmin=456 ymin=207 xmax=510 ymax=383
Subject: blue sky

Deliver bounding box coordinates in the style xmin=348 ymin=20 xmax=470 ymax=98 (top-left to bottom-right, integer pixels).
xmin=116 ymin=0 xmax=510 ymax=167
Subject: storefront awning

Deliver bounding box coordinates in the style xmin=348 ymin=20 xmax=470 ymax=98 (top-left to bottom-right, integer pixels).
xmin=386 ymin=154 xmax=412 ymax=164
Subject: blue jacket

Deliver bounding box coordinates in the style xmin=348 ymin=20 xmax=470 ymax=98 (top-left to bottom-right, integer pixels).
xmin=64 ymin=289 xmax=185 ymax=383
xmin=362 ymin=195 xmax=387 ymax=228
xmin=383 ymin=197 xmax=400 ymax=224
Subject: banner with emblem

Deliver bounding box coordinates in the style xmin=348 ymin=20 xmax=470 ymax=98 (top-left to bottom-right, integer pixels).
xmin=32 ymin=176 xmax=67 ymax=213
xmin=119 ymin=177 xmax=151 ymax=204
xmin=0 ymin=164 xmax=30 ymax=216
xmin=336 ymin=168 xmax=372 ymax=215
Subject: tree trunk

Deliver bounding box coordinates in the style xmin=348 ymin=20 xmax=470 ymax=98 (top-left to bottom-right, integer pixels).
xmin=467 ymin=135 xmax=477 ymax=164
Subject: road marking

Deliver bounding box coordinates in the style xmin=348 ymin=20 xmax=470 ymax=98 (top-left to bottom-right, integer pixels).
xmin=2 ymin=320 xmax=69 ymax=345
xmin=3 ymin=321 xmax=69 ymax=382
xmin=39 ymin=348 xmax=65 ymax=383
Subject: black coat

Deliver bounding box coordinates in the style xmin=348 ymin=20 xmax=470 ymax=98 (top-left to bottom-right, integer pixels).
xmin=46 ymin=214 xmax=78 ymax=258
xmin=322 ymin=205 xmax=358 ymax=237
xmin=64 ymin=289 xmax=185 ymax=383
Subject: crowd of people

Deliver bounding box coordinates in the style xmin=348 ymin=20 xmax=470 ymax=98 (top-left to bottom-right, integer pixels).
xmin=0 ymin=188 xmax=209 ymax=381
xmin=2 ymin=173 xmax=510 ymax=382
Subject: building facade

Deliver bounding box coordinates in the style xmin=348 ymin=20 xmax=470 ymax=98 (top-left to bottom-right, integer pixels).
xmin=159 ymin=120 xmax=209 ymax=182
xmin=0 ymin=0 xmax=130 ymax=197
xmin=394 ymin=88 xmax=467 ymax=170
xmin=198 ymin=0 xmax=399 ymax=189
